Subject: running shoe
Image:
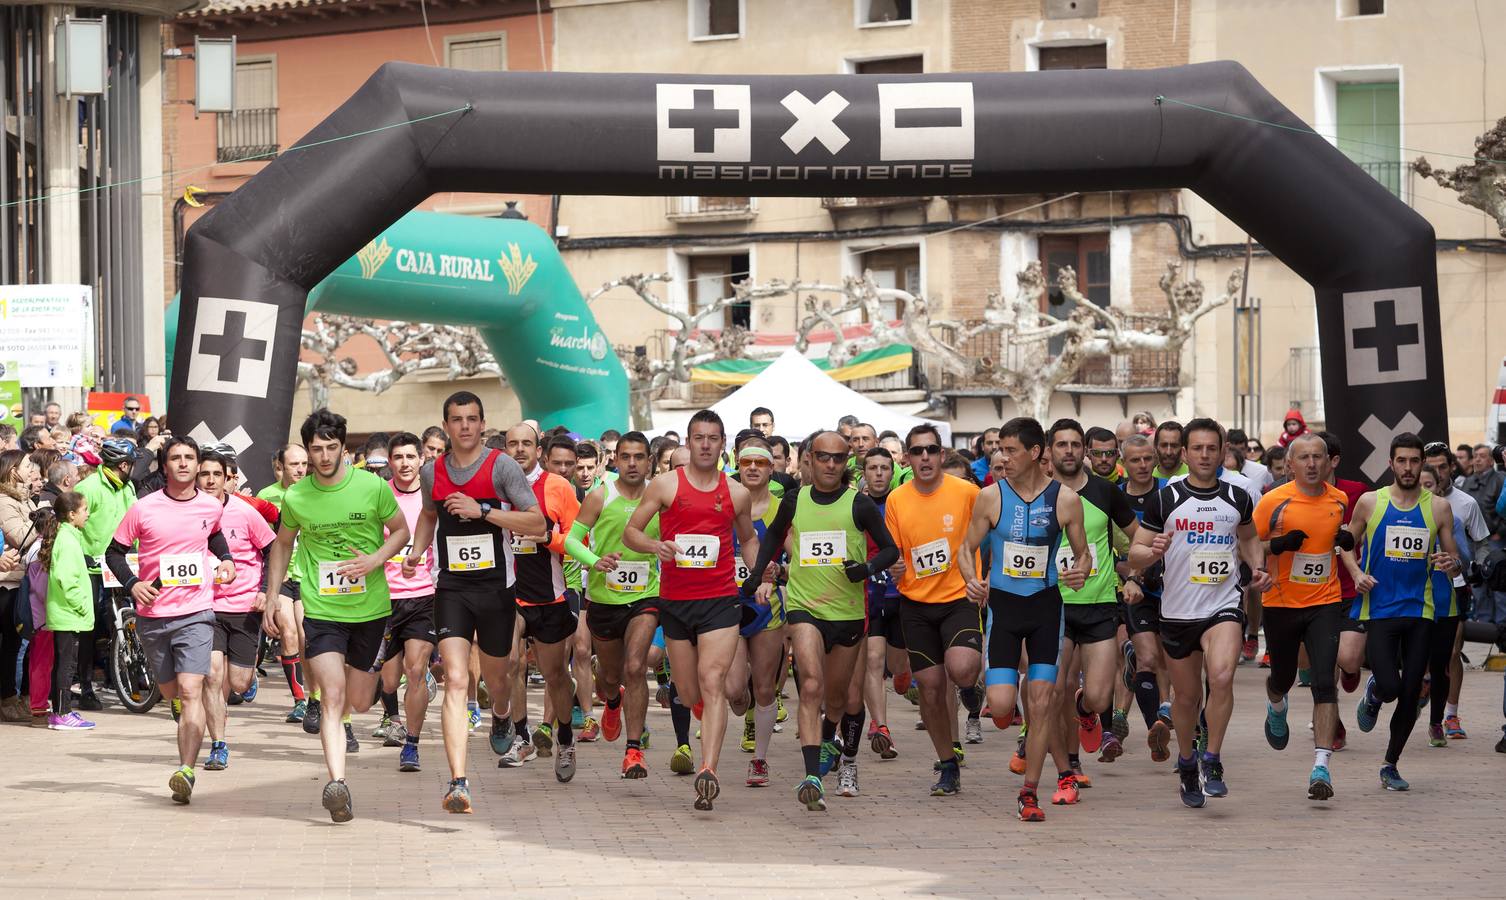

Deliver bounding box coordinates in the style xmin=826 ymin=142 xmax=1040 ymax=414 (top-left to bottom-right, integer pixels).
xmin=1110 ymin=708 xmax=1130 ymax=742
xmin=241 ymin=678 xmax=258 ymax=703
xmin=205 ymin=744 xmax=230 ymax=771
xmin=533 ymin=723 xmax=554 ymax=758
xmin=1157 ymin=702 xmax=1173 ymax=727
xmin=1333 ymin=718 xmax=1347 ymax=751
xmin=571 ymin=704 xmax=586 ymax=730
xmin=442 ymin=779 xmax=472 ymax=814
xmin=373 ymin=715 xmax=393 ymax=741
xmin=467 ymin=705 xmax=481 ymax=731
xmin=169 ymin=766 xmax=195 ymax=805
xmin=1177 ymin=761 xmax=1205 ymax=808
xmin=818 ymin=740 xmax=841 ymax=777
xmin=1379 ymin=764 xmax=1409 ymax=791
xmin=579 ymin=716 xmax=600 ymax=743
xmin=1495 ymin=730 xmax=1505 ymax=753
xmin=622 ymin=747 xmax=648 ymax=779
xmin=1098 ymin=731 xmax=1123 ymax=763
xmin=670 ymin=743 xmax=695 ymax=775
xmin=1009 ymin=748 xmax=1027 ymax=775
xmin=1297 ymin=667 xmax=1312 ymax=688
xmin=344 ymin=722 xmax=359 ymax=754
xmin=1121 ymin=640 xmax=1137 ymax=691
xmin=1075 ymin=688 xmax=1103 ymax=753
xmin=1070 ymin=764 xmax=1091 ymax=788
xmin=835 ymin=759 xmax=859 ymax=797
xmin=1147 ymin=719 xmax=1172 ymax=763
xmin=914 ymin=719 xmax=927 ymax=731
xmin=1340 ymin=668 xmax=1360 ymax=694
xmin=1017 ymin=790 xmax=1045 ymax=822
xmin=965 ymin=716 xmax=983 ymax=744
xmin=601 ymin=703 xmax=623 ymax=743
xmin=171 ymin=698 xmax=182 ymax=723
xmin=1307 ymin=764 xmax=1334 ymax=801
xmin=1051 ymin=773 xmax=1080 ymax=805
xmin=1265 ymin=699 xmax=1290 ymax=750
xmin=1241 ymin=636 xmax=1258 ymax=663
xmin=399 ymin=742 xmax=421 ymax=772
xmin=490 ymin=716 xmax=515 ymax=756
xmin=893 ymin=670 xmax=911 ymax=695
xmin=1356 ymin=678 xmax=1381 ymax=733
xmin=323 ymin=779 xmax=354 ymax=823
xmin=286 ymin=699 xmax=307 ymax=723
xmin=741 ymin=711 xmax=756 ymax=753
xmin=776 ymin=695 xmax=789 ymax=723
xmin=953 ymin=745 xmax=967 ymax=768
xmin=655 ymin=683 xmax=670 ymax=709
xmin=1429 ymin=723 xmax=1447 ymax=747
xmin=1258 ymin=651 xmax=1270 ymax=668
xmin=1444 ymin=715 xmax=1466 ymax=739
xmin=640 ymin=729 xmax=651 ymax=750
xmin=555 ymin=742 xmax=577 ymax=783
xmin=746 ymin=757 xmax=770 ymax=786
xmin=47 ymin=712 xmax=95 ymax=730
xmin=303 ymin=698 xmax=322 ymax=735
xmin=693 ymin=768 xmax=720 ymax=811
xmin=930 ymin=760 xmax=960 ymax=796
xmin=1417 ymin=675 xmax=1431 ymax=710
xmin=383 ymin=721 xmax=407 ymax=748
xmin=870 ymin=724 xmax=897 ymax=760
xmin=797 ymin=773 xmax=826 ymax=810
xmin=904 ymin=684 xmax=920 ymax=706
xmin=1200 ymin=755 xmax=1228 ymax=798
xmin=498 ymin=736 xmax=536 ymax=768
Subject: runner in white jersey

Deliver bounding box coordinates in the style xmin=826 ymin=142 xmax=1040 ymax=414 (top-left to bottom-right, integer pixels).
xmin=1129 ymin=418 xmax=1269 ymax=810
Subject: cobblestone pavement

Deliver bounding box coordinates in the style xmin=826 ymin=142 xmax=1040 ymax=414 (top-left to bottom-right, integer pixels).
xmin=5 ymin=645 xmax=1505 ymax=898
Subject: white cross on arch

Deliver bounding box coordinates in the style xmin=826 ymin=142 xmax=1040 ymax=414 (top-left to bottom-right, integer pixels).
xmin=779 ymin=90 xmax=850 ymax=154
xmin=1358 ymin=411 xmax=1425 ymax=482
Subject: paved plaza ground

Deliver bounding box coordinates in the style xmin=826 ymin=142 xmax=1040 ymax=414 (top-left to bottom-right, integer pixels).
xmin=6 ymin=643 xmax=1505 ymax=898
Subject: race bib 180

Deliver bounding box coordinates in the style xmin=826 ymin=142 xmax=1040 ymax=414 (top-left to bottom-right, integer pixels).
xmin=159 ymin=553 xmax=204 ymax=588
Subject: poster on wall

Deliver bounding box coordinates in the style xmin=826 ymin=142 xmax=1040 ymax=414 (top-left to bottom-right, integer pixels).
xmin=0 ymin=360 xmax=22 ymax=428
xmin=0 ymin=284 xmax=95 ymax=388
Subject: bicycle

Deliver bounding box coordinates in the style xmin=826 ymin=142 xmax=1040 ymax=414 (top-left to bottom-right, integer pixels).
xmin=109 ymin=591 xmax=160 ymax=713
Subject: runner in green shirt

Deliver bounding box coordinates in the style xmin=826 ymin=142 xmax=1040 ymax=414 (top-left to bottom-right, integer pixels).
xmin=566 ymin=431 xmax=661 ymax=780
xmin=264 ymin=409 xmax=410 ymax=825
xmin=743 ymin=431 xmax=898 ymax=811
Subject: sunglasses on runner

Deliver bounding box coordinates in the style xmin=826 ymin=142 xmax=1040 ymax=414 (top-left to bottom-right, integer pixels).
xmin=738 ymin=457 xmax=772 ymax=468
xmin=907 ymin=444 xmax=943 ymax=457
xmin=812 ymin=450 xmax=848 ymax=464
xmin=1088 ymin=449 xmax=1118 ymax=459
xmin=1423 ymin=442 xmax=1449 ymax=454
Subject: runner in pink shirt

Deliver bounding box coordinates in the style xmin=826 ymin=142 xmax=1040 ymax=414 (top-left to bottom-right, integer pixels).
xmin=196 ymin=446 xmax=276 ymax=771
xmin=375 ymin=433 xmax=439 ymax=772
xmin=106 ymin=436 xmax=234 ymax=806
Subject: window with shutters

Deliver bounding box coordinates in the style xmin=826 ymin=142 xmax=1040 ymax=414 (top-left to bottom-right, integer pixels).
xmin=1335 ymin=82 xmax=1400 ymax=196
xmin=689 ymin=253 xmax=751 ymax=331
xmin=446 ymin=34 xmax=506 ymax=71
xmin=215 ymin=57 xmax=277 ymax=163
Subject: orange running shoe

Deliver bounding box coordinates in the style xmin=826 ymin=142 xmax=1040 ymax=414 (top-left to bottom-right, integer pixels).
xmin=601 ymin=702 xmax=622 ymax=742
xmin=1009 ymin=749 xmax=1027 ymax=775
xmin=621 ymin=747 xmax=648 ymax=779
xmin=1051 ymin=773 xmax=1080 ymax=805
xmin=1017 ymin=790 xmax=1045 ymax=822
xmin=893 ymin=671 xmax=912 ymax=695
xmin=1075 ymin=688 xmax=1103 ymax=753
xmin=1147 ymin=719 xmax=1172 ymax=763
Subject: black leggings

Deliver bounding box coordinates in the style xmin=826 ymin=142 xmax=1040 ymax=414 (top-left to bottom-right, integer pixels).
xmin=1427 ymin=615 xmax=1460 ymax=727
xmin=1366 ymin=617 xmax=1430 ymax=765
xmin=51 ymin=631 xmax=82 ymax=716
xmin=0 ymin=587 xmax=21 ymax=697
xmin=1263 ymin=602 xmax=1341 ymax=705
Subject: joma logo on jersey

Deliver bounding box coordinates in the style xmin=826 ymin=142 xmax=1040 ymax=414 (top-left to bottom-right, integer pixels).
xmin=348 ymin=512 xmax=367 ymax=522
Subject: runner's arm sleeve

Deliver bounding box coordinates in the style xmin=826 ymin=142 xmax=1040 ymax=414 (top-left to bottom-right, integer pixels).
xmin=492 ymin=455 xmax=540 ymax=512
xmin=744 ymin=490 xmax=798 ymax=591
xmin=1107 ymin=485 xmax=1138 ymax=529
xmin=852 ymin=493 xmax=898 ymax=577
xmin=104 ymin=538 xmax=138 ymax=590
xmin=419 ymin=462 xmax=436 ymax=512
xmin=545 ymin=478 xmax=580 ymax=555
xmin=565 ymin=520 xmax=600 ymax=568
xmin=208 ymin=530 xmax=232 ymax=562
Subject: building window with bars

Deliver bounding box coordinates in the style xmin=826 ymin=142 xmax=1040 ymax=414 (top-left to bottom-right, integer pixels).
xmin=446 ymin=34 xmax=506 ymax=71
xmin=216 ymin=58 xmax=277 ymax=163
xmin=1335 ymin=81 xmax=1401 ymax=197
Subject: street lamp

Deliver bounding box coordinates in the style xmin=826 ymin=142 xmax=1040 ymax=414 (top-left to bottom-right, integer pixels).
xmin=55 ymin=16 xmax=106 ymax=97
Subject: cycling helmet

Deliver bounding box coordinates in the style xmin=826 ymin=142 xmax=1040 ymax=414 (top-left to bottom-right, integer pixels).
xmin=98 ymin=438 xmax=139 ymax=468
xmin=202 ymin=442 xmax=238 ymax=465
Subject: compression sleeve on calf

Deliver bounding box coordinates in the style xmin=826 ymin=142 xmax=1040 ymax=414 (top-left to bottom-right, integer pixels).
xmin=565 ymin=520 xmax=600 ymax=568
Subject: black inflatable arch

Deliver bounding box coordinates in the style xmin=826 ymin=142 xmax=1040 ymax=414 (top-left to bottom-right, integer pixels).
xmin=173 ymin=60 xmax=1442 ymax=487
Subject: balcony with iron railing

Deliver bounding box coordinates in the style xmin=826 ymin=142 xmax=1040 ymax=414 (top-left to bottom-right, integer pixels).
xmin=1353 ymin=159 xmax=1403 ymax=199
xmin=665 ymin=196 xmax=757 ymax=222
xmin=216 ymin=107 xmax=279 ymax=164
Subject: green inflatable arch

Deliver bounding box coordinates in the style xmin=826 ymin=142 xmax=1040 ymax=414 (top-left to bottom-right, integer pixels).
xmin=166 ymin=211 xmax=628 ymax=437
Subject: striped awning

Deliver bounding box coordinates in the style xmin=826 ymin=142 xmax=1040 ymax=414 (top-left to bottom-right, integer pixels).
xmin=690 ymin=343 xmax=912 ymax=386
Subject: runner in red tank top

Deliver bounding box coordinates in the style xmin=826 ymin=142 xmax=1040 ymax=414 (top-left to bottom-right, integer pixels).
xmin=625 ymin=410 xmax=759 ymax=811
